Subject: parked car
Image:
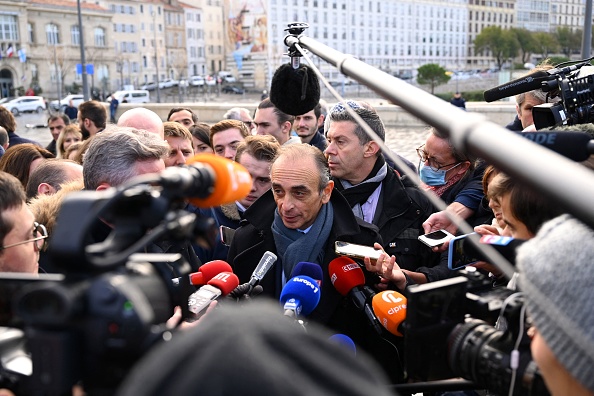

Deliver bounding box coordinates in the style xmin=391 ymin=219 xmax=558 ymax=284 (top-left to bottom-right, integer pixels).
xmin=159 ymin=79 xmax=178 ymax=89
xmin=218 ymin=71 xmax=236 ymax=83
xmin=1 ymin=96 xmax=46 ymax=115
xmin=205 ymin=75 xmax=217 ymax=86
xmin=111 ymin=90 xmax=150 ymax=104
xmin=189 ymin=75 xmax=205 ymax=86
xmin=49 ymin=94 xmax=84 ymax=111
xmin=141 ymin=81 xmax=157 ymax=91
xmin=222 ymin=85 xmax=245 ymax=95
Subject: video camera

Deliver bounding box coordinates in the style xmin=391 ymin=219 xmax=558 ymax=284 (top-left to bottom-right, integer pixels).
xmin=0 ymin=163 xmax=231 ymax=395
xmin=532 ymin=64 xmax=594 ymax=129
xmin=400 ymin=254 xmax=549 ymax=395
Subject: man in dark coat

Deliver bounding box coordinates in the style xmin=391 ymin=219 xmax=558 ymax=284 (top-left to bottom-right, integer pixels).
xmin=228 ymin=144 xmax=404 ymax=383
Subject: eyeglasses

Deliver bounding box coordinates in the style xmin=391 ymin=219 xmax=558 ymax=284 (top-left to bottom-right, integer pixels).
xmin=416 ymin=144 xmax=459 ymax=171
xmin=0 ymin=222 xmax=48 ymax=251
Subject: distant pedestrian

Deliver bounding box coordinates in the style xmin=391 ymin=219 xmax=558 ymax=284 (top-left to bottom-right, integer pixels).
xmin=64 ymin=100 xmax=78 ymax=121
xmin=450 ymin=92 xmax=466 ymax=110
xmin=109 ymin=95 xmax=119 ymax=123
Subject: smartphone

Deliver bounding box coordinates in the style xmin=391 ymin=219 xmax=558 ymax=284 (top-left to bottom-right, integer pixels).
xmin=335 ymin=241 xmax=383 ymax=261
xmin=220 ymin=226 xmax=236 ymax=247
xmin=448 ymin=233 xmax=480 ymax=270
xmin=418 ymin=229 xmax=454 ymax=248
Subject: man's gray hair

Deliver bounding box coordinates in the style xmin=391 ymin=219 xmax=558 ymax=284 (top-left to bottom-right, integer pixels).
xmin=325 ymin=106 xmax=385 ymax=144
xmin=275 ymin=144 xmax=330 ymax=192
xmin=83 ymin=128 xmax=169 ymax=190
xmin=223 ymin=107 xmax=251 ymax=121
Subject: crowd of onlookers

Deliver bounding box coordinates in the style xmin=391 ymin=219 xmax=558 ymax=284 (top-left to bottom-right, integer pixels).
xmin=0 ymin=60 xmax=593 ymax=396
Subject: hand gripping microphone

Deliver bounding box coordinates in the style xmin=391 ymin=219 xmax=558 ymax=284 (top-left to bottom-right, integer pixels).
xmin=372 ymin=290 xmax=407 ymax=337
xmin=172 ymin=260 xmax=232 ymax=286
xmin=229 ymin=251 xmax=277 ymax=298
xmin=188 ymin=271 xmax=239 ymax=319
xmin=328 ymin=257 xmax=383 ymax=335
xmin=290 ymin=262 xmax=323 ymax=286
xmin=279 ymin=275 xmax=321 ymax=318
xmin=164 ymin=154 xmax=252 ymax=208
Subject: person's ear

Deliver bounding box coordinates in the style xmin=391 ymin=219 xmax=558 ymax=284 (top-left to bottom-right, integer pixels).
xmin=96 ymin=183 xmax=111 ymax=192
xmin=321 ymin=180 xmax=334 ymax=204
xmin=364 ymin=141 xmax=380 ymax=157
xmin=37 ymin=183 xmax=56 ymax=196
xmin=455 ymin=161 xmax=471 ymax=176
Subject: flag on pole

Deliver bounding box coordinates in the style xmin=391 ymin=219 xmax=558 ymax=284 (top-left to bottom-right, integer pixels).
xmin=17 ymin=48 xmax=26 ymax=63
xmin=6 ymin=45 xmax=14 ymax=58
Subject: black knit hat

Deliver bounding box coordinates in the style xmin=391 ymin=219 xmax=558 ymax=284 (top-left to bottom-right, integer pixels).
xmin=117 ymin=300 xmax=396 ymax=396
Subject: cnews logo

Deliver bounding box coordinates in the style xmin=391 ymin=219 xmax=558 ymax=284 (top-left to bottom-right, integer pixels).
xmin=342 ymin=263 xmax=359 ymax=272
xmin=382 ymin=291 xmax=403 ymax=304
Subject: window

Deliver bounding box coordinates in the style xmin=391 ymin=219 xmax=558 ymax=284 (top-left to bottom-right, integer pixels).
xmin=27 ymin=23 xmax=34 ymax=43
xmin=0 ymin=15 xmax=19 ymax=41
xmin=71 ymin=25 xmax=80 ymax=45
xmin=94 ymin=27 xmax=106 ymax=47
xmin=46 ymin=23 xmax=59 ymax=44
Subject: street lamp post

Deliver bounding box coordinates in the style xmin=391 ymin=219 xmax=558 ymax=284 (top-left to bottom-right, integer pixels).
xmin=153 ymin=12 xmax=161 ymax=103
xmin=77 ymin=0 xmax=89 ymax=101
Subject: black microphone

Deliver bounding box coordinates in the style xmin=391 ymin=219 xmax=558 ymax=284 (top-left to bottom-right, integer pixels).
xmin=483 ymin=70 xmax=551 ymax=102
xmin=270 ymin=63 xmax=320 ymax=116
xmin=518 ymin=131 xmax=594 ymax=162
xmin=229 ymin=251 xmax=277 ymax=299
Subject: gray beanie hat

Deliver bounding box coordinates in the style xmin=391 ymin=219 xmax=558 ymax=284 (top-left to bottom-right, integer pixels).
xmin=517 ymin=214 xmax=594 ymax=392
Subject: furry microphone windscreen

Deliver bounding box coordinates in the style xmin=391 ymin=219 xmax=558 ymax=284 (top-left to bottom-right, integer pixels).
xmin=270 ymin=63 xmax=320 ymax=116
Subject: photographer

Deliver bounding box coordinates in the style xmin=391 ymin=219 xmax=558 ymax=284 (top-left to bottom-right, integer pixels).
xmin=517 ymin=214 xmax=594 ymax=395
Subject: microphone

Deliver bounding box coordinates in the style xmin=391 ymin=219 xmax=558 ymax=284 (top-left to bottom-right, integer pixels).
xmin=460 ymin=234 xmax=526 ymax=266
xmin=372 ymin=290 xmax=407 ymax=337
xmin=161 ymin=154 xmax=252 ymax=208
xmin=519 ymin=131 xmax=594 ymax=162
xmin=229 ymin=251 xmax=278 ymax=298
xmin=290 ymin=262 xmax=323 ymax=286
xmin=270 ymin=63 xmax=320 ymax=116
xmin=328 ymin=334 xmax=357 ymax=356
xmin=328 ymin=257 xmax=383 ymax=335
xmin=483 ymin=70 xmax=551 ymax=102
xmin=188 ymin=271 xmax=239 ymax=318
xmin=172 ymin=260 xmax=232 ymax=286
xmin=279 ymin=275 xmax=321 ymax=318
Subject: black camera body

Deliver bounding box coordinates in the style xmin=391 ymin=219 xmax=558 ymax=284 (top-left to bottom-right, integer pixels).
xmin=402 ymin=269 xmax=549 ymax=396
xmin=533 ymin=65 xmax=594 ymax=129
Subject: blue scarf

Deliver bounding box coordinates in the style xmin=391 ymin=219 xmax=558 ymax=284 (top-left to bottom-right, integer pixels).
xmin=272 ymin=202 xmax=334 ymax=279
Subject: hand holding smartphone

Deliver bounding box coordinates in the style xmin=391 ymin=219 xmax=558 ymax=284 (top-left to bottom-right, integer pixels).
xmin=418 ymin=229 xmax=454 ymax=248
xmin=335 ymin=241 xmax=383 ymax=261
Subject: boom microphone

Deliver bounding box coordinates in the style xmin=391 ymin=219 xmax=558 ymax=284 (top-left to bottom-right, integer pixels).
xmin=290 ymin=262 xmax=323 ymax=286
xmin=172 ymin=260 xmax=232 ymax=286
xmin=279 ymin=275 xmax=321 ymax=318
xmin=328 ymin=257 xmax=383 ymax=335
xmin=188 ymin=271 xmax=239 ymax=319
xmin=519 ymin=131 xmax=594 ymax=162
xmin=372 ymin=290 xmax=407 ymax=337
xmin=483 ymin=70 xmax=551 ymax=102
xmin=270 ymin=63 xmax=320 ymax=116
xmin=164 ymin=154 xmax=252 ymax=208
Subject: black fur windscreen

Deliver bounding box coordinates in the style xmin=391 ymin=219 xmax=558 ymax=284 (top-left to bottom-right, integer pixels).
xmin=270 ymin=63 xmax=320 ymax=116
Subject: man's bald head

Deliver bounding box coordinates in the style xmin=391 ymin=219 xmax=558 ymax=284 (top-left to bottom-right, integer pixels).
xmin=117 ymin=108 xmax=165 ymax=139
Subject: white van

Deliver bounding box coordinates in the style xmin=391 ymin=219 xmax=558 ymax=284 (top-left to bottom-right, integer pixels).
xmin=112 ymin=90 xmax=150 ymax=104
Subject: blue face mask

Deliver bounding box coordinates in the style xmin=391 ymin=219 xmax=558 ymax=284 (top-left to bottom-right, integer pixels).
xmin=419 ymin=163 xmax=461 ymax=186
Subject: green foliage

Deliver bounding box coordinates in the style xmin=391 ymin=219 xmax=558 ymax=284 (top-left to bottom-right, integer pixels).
xmin=533 ymin=32 xmax=559 ymax=58
xmin=474 ymin=26 xmax=519 ymax=70
xmin=511 ymin=28 xmax=539 ymax=64
xmin=416 ymin=63 xmax=451 ymax=94
xmin=547 ymin=56 xmax=571 ymax=66
xmin=555 ymin=27 xmax=582 ymax=57
xmin=435 ymin=90 xmax=485 ymax=102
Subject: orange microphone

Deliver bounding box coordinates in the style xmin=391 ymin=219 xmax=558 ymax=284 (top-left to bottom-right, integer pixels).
xmin=372 ymin=290 xmax=407 ymax=337
xmin=184 ymin=154 xmax=252 ymax=208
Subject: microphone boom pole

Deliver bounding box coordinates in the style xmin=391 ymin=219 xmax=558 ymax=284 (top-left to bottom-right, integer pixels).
xmin=283 ymin=24 xmax=594 ymax=233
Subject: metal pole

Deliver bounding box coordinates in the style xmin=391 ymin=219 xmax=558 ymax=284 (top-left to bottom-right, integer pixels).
xmin=582 ymin=0 xmax=593 ymax=59
xmin=153 ymin=12 xmax=161 ymax=103
xmin=285 ymin=33 xmax=594 ymax=230
xmin=53 ymin=44 xmax=60 ymax=109
xmin=77 ymin=0 xmax=89 ymax=101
